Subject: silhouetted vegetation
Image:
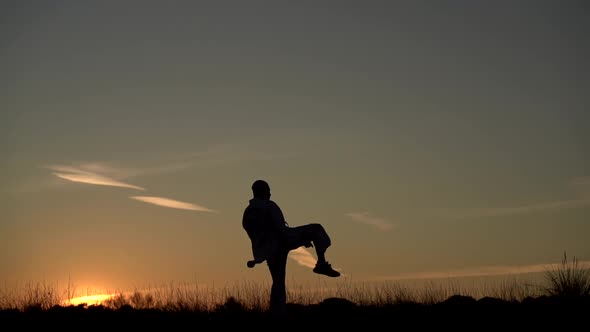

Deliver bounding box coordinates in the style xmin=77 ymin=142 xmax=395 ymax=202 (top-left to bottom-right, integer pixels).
xmin=2 ymin=253 xmax=588 ymax=329
xmin=542 ymin=252 xmax=590 ymax=297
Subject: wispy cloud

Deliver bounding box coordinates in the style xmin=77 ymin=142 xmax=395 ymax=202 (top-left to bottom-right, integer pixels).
xmin=443 ymin=199 xmax=590 ymax=220
xmin=288 ymin=247 xmax=344 ymax=275
xmin=570 ymin=176 xmax=590 ymax=198
xmin=289 ymin=247 xmax=318 ymax=269
xmin=122 ymin=144 xmax=297 ymax=179
xmin=371 ymin=260 xmax=590 ymax=281
xmin=345 ymin=212 xmax=395 ymax=231
xmin=44 ymin=163 xmax=220 ymax=214
xmin=130 ymin=196 xmax=216 ymax=212
xmin=47 ymin=165 xmax=144 ymax=190
xmin=41 ymin=143 xmax=296 ymax=191
xmin=438 ymin=176 xmax=590 ymax=221
xmin=570 ymin=176 xmax=590 ymax=186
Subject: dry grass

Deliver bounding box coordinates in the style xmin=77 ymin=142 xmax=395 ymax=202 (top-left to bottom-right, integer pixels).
xmin=99 ymin=280 xmax=271 ymax=312
xmin=2 ymin=253 xmax=588 ymax=312
xmin=0 ymin=280 xmax=62 ymax=311
xmin=542 ymin=252 xmax=590 ymax=297
xmin=0 ymin=278 xmax=540 ymax=312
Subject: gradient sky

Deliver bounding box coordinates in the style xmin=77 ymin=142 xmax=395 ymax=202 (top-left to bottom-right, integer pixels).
xmin=1 ymin=1 xmax=589 ymax=295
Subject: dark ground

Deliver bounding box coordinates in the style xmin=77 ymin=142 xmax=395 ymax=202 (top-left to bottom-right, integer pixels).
xmin=2 ymin=295 xmax=588 ymax=330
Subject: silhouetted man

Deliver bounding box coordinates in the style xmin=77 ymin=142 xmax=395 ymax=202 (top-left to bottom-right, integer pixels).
xmin=242 ymin=179 xmax=340 ymax=315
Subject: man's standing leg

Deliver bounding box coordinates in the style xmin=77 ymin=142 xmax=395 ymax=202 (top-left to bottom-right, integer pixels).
xmin=267 ymin=250 xmax=288 ymax=316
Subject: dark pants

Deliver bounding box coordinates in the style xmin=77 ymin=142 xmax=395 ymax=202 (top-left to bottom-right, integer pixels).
xmin=266 ymin=223 xmax=331 ymax=315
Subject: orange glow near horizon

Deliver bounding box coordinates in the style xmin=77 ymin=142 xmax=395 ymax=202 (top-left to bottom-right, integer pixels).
xmin=65 ymin=293 xmax=116 ymax=306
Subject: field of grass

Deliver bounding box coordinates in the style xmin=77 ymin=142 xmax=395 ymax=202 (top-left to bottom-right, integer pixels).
xmin=1 ymin=253 xmax=588 ymax=329
xmin=0 ymin=274 xmax=548 ymax=311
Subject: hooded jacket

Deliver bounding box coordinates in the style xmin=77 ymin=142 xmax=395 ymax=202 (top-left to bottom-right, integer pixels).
xmin=242 ymin=197 xmax=289 ymax=263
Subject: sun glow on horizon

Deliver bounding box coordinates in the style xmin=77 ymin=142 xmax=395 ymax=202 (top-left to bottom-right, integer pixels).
xmin=65 ymin=293 xmax=116 ymax=306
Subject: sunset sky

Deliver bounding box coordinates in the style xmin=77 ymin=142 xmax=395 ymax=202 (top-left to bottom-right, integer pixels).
xmin=1 ymin=1 xmax=589 ymax=296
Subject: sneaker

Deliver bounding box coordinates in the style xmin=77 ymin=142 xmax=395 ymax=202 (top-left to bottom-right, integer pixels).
xmin=313 ymin=261 xmax=341 ymax=277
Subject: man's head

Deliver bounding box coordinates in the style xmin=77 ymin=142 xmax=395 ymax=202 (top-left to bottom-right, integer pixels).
xmin=252 ymin=179 xmax=271 ymax=199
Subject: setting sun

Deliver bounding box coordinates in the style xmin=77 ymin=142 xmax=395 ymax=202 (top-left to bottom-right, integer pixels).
xmin=65 ymin=294 xmax=116 ymax=306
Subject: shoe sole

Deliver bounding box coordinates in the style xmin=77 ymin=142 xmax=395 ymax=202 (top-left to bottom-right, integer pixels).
xmin=313 ymin=269 xmax=340 ymax=277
